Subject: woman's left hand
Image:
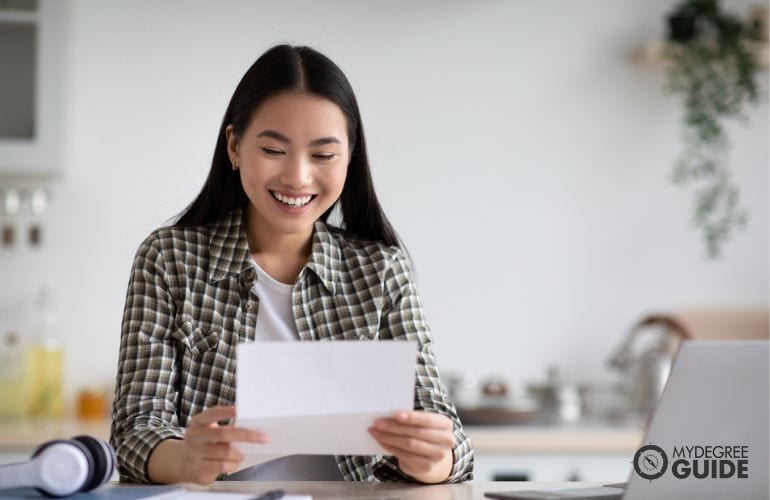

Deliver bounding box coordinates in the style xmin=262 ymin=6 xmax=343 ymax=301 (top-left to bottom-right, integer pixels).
xmin=368 ymin=410 xmax=455 ymax=484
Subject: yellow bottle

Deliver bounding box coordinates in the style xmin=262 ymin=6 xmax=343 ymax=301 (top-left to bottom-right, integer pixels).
xmin=26 ymin=341 xmax=64 ymax=418
xmin=0 ymin=331 xmax=26 ymax=420
xmin=25 ymin=288 xmax=64 ymax=419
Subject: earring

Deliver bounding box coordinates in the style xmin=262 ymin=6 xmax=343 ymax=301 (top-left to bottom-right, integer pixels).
xmin=232 ymin=162 xmax=239 ymax=171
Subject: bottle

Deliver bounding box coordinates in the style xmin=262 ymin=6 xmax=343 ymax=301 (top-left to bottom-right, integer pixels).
xmin=76 ymin=386 xmax=107 ymax=421
xmin=0 ymin=331 xmax=26 ymax=420
xmin=26 ymin=287 xmax=64 ymax=419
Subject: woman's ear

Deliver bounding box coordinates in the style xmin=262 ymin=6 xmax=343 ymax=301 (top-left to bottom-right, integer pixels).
xmin=225 ymin=124 xmax=239 ymax=166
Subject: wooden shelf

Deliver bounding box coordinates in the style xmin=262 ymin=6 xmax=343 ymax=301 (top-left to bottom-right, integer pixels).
xmin=631 ymin=39 xmax=769 ymax=69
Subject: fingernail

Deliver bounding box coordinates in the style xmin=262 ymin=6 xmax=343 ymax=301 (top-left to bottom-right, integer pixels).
xmin=396 ymin=411 xmax=409 ymax=420
xmin=252 ymin=433 xmax=270 ymax=443
xmin=374 ymin=419 xmax=387 ymax=429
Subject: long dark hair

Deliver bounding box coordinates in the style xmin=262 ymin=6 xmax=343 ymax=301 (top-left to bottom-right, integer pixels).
xmin=174 ymin=44 xmax=402 ymax=249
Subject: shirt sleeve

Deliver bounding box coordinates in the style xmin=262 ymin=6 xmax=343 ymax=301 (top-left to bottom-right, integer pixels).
xmin=370 ymin=248 xmax=474 ymax=483
xmin=110 ymin=232 xmax=185 ymax=483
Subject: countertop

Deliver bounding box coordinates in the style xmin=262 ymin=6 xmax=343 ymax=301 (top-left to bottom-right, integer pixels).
xmin=467 ymin=424 xmax=642 ymax=454
xmin=0 ymin=419 xmax=643 ymax=454
xmin=0 ymin=418 xmax=111 ymax=449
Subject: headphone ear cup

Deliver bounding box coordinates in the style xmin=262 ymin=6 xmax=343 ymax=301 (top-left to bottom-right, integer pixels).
xmin=31 ymin=439 xmax=93 ymax=497
xmin=31 ymin=439 xmax=71 ymax=459
xmin=71 ymin=435 xmax=115 ymax=491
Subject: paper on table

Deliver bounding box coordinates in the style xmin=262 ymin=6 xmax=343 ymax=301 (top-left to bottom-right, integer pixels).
xmin=234 ymin=341 xmax=417 ymax=464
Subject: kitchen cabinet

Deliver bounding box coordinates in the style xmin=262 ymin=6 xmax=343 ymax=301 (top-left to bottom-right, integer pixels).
xmin=467 ymin=425 xmax=642 ymax=482
xmin=0 ymin=0 xmax=67 ymax=176
xmin=474 ymin=452 xmax=633 ymax=483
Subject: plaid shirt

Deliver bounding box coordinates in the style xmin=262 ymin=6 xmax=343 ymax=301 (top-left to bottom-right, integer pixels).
xmin=111 ymin=206 xmax=474 ymax=484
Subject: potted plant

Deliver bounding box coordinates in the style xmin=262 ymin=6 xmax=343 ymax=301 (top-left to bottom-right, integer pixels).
xmin=662 ymin=0 xmax=764 ymax=258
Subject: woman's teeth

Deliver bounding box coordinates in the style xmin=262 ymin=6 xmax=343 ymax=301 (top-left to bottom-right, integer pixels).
xmin=272 ymin=191 xmax=314 ymax=207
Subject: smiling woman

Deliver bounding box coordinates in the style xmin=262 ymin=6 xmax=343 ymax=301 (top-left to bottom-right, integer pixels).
xmin=109 ymin=44 xmax=474 ymax=486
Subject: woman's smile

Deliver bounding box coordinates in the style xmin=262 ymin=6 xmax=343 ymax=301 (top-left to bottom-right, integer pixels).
xmin=269 ymin=190 xmax=318 ymax=213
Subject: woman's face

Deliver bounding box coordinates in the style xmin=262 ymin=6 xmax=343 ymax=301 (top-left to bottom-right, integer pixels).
xmin=227 ymin=91 xmax=350 ymax=240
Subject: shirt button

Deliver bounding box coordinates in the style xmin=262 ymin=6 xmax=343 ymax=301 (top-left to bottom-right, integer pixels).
xmin=245 ymin=301 xmax=255 ymax=312
xmin=183 ymin=321 xmax=192 ymax=330
xmin=244 ymin=269 xmax=255 ymax=281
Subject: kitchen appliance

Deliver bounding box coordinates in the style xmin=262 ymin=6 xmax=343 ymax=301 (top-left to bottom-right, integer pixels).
xmin=447 ymin=373 xmax=538 ymax=425
xmin=607 ymin=315 xmax=688 ymax=418
xmin=526 ymin=366 xmax=584 ymax=423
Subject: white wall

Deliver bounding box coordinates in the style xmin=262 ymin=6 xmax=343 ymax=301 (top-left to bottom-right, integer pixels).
xmin=1 ymin=0 xmax=767 ymax=406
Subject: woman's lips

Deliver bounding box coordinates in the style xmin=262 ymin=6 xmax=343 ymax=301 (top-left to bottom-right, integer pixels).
xmin=269 ymin=190 xmax=317 ymax=214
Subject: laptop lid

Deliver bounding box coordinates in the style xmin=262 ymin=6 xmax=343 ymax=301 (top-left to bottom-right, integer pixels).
xmin=624 ymin=341 xmax=769 ymax=499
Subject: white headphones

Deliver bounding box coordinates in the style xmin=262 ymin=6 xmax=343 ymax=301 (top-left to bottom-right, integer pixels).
xmin=0 ymin=435 xmax=116 ymax=497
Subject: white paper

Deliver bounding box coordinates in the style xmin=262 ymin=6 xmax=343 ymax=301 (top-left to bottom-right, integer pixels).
xmin=234 ymin=341 xmax=417 ymax=462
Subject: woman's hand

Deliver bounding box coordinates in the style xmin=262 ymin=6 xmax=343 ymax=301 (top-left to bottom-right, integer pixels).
xmin=181 ymin=405 xmax=270 ymax=483
xmin=368 ymin=410 xmax=455 ymax=484
xmin=148 ymin=405 xmax=269 ymax=485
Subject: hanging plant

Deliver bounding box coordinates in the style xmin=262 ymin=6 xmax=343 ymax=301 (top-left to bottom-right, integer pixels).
xmin=662 ymin=0 xmax=763 ymax=258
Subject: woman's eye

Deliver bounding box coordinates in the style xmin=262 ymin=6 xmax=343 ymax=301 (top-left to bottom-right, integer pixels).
xmin=261 ymin=147 xmax=284 ymax=156
xmin=313 ymin=153 xmax=336 ymax=161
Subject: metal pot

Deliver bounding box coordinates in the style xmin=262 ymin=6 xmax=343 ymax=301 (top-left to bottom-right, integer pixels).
xmin=526 ymin=366 xmax=583 ymax=423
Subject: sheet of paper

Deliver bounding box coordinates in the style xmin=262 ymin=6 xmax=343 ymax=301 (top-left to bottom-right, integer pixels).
xmin=234 ymin=341 xmax=417 ymax=464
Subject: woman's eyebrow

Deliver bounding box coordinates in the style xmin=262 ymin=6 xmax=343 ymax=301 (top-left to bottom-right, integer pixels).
xmin=309 ymin=136 xmax=342 ymax=147
xmin=257 ymin=129 xmax=341 ymax=147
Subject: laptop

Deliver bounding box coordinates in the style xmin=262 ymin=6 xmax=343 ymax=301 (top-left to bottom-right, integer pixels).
xmin=485 ymin=341 xmax=769 ymax=500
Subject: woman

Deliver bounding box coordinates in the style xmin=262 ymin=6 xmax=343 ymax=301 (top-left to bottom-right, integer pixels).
xmin=110 ymin=44 xmax=473 ymax=485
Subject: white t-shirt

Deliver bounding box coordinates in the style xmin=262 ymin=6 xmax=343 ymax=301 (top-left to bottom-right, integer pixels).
xmin=229 ymin=259 xmax=341 ymax=481
xmin=252 ymin=259 xmax=299 ymax=342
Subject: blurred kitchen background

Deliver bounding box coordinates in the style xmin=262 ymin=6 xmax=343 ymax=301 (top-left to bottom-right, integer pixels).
xmin=0 ymin=0 xmax=768 ymax=482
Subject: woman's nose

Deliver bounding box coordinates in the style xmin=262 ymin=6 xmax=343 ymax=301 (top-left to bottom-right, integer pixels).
xmin=280 ymin=156 xmax=312 ymax=188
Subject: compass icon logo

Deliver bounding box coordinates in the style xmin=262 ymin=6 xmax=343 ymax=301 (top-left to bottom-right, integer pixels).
xmin=633 ymin=444 xmax=668 ymax=480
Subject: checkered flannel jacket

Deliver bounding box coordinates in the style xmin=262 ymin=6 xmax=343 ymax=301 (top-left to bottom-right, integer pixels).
xmin=110 ymin=205 xmax=474 ymax=484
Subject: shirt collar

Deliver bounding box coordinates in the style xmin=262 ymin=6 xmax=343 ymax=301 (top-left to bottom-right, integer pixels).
xmin=305 ymin=219 xmax=341 ymax=295
xmin=207 ymin=205 xmax=340 ymax=295
xmin=207 ymin=206 xmax=252 ymax=284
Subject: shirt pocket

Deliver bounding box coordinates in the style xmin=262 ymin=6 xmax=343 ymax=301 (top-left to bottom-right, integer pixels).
xmin=354 ymin=327 xmax=379 ymax=341
xmin=171 ymin=314 xmax=221 ymax=356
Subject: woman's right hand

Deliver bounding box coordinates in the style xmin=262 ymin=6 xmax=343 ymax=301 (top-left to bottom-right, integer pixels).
xmin=148 ymin=405 xmax=270 ymax=484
